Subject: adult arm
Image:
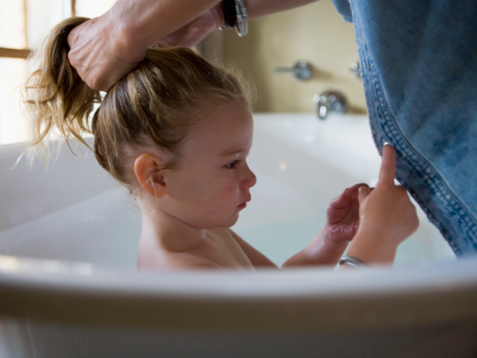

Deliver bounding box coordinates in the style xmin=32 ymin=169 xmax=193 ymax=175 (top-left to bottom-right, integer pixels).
xmin=67 ymin=0 xmax=220 ymax=90
xmin=67 ymin=0 xmax=318 ymax=90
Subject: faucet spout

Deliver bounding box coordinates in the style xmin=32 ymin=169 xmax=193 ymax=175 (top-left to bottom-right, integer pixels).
xmin=314 ymin=90 xmax=348 ymax=120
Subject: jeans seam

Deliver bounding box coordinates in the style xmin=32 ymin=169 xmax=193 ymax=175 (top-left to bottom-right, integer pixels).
xmin=349 ymin=0 xmax=477 ymax=255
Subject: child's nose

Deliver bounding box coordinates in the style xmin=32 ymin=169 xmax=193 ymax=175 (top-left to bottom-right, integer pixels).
xmin=242 ymin=164 xmax=257 ymax=188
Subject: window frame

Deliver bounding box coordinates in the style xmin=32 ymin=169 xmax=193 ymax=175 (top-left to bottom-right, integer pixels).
xmin=0 ymin=0 xmax=77 ymax=144
xmin=0 ymin=48 xmax=31 ymax=59
xmin=0 ymin=0 xmax=76 ymax=59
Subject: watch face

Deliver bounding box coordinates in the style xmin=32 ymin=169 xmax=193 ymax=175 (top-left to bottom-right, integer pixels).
xmin=222 ymin=0 xmax=237 ymax=28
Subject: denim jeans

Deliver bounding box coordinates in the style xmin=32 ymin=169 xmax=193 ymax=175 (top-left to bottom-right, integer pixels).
xmin=331 ymin=0 xmax=477 ymax=256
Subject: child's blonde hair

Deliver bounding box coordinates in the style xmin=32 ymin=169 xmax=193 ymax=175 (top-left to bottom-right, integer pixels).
xmin=23 ymin=17 xmax=251 ymax=188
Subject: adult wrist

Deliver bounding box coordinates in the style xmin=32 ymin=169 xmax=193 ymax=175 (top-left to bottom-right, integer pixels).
xmin=219 ymin=0 xmax=248 ymax=37
xmin=220 ymin=0 xmax=237 ymax=28
xmin=108 ymin=6 xmax=148 ymax=61
xmin=347 ymin=236 xmax=397 ymax=265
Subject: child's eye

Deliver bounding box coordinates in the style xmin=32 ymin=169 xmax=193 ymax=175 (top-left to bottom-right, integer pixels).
xmin=225 ymin=160 xmax=241 ymax=169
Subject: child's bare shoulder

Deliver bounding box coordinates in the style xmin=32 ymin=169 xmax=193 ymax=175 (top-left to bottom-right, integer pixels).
xmin=138 ymin=250 xmax=222 ymax=271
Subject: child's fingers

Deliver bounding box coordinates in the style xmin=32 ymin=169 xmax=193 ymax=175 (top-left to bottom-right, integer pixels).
xmin=329 ymin=189 xmax=351 ymax=209
xmin=378 ymin=145 xmax=397 ymax=187
xmin=330 ymin=183 xmax=369 ymax=208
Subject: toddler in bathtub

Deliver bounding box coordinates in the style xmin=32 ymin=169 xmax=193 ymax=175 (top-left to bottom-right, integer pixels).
xmin=23 ymin=17 xmax=418 ymax=271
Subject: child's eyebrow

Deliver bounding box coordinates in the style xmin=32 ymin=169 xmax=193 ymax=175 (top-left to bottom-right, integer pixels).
xmin=219 ymin=148 xmax=247 ymax=157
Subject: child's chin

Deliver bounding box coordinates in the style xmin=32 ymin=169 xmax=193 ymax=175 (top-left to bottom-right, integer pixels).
xmin=225 ymin=215 xmax=240 ymax=228
xmin=205 ymin=215 xmax=239 ymax=229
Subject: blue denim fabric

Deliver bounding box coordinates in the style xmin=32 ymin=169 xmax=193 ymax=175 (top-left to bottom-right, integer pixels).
xmin=331 ymin=0 xmax=477 ymax=256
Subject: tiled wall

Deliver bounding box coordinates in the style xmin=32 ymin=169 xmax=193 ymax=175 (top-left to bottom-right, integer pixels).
xmin=206 ymin=0 xmax=367 ymax=113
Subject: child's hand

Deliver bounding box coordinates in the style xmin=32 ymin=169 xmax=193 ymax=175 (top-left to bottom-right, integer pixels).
xmin=326 ymin=183 xmax=369 ymax=244
xmin=282 ymin=183 xmax=367 ymax=267
xmin=347 ymin=145 xmax=419 ymax=264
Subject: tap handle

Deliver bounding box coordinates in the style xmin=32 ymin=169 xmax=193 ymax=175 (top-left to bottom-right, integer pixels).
xmin=314 ymin=94 xmax=330 ymax=120
xmin=274 ymin=60 xmax=313 ymax=81
xmin=314 ymin=91 xmax=348 ymax=120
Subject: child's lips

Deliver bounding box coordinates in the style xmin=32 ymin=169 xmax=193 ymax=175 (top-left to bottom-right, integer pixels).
xmin=238 ymin=195 xmax=251 ymax=210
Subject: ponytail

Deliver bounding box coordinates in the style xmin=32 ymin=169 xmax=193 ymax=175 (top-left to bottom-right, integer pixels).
xmin=23 ymin=17 xmax=101 ymax=150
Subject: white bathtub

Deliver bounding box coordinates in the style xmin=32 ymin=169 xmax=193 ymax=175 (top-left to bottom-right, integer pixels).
xmin=0 ymin=113 xmax=476 ymax=357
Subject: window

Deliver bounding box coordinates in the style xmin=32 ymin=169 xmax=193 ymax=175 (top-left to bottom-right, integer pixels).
xmin=0 ymin=0 xmax=115 ymax=145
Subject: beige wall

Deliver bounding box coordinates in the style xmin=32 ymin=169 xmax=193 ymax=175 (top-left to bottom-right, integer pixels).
xmin=214 ymin=0 xmax=366 ymax=113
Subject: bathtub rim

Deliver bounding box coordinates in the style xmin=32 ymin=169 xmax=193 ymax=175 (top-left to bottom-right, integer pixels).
xmin=1 ymin=115 xmax=475 ymax=332
xmin=0 ymin=254 xmax=476 ymax=331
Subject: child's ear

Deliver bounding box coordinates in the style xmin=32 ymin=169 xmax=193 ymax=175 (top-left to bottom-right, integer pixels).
xmin=134 ymin=153 xmax=168 ymax=198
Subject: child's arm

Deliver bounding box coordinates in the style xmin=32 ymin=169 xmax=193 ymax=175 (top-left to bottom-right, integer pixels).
xmin=344 ymin=145 xmax=419 ymax=265
xmin=281 ymin=183 xmax=366 ymax=268
xmin=231 ymin=230 xmax=279 ymax=268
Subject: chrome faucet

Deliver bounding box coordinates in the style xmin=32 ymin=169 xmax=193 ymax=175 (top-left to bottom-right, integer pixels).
xmin=274 ymin=60 xmax=313 ymax=81
xmin=314 ymin=90 xmax=348 ymax=120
